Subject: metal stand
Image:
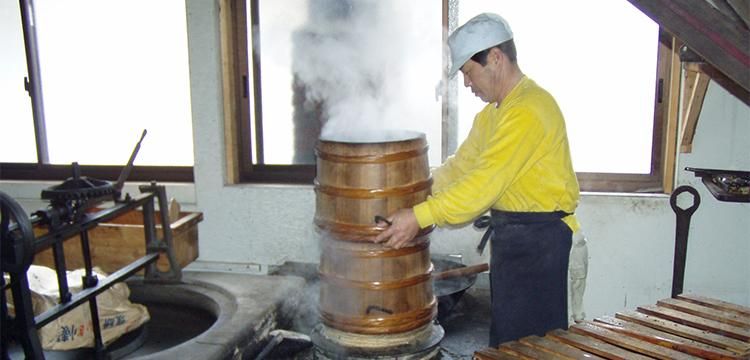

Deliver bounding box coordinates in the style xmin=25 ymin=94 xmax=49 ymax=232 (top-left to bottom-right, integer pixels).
xmin=1 ymin=184 xmax=181 ymax=359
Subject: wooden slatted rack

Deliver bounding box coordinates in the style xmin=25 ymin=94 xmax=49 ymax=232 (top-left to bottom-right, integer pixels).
xmin=474 ymin=294 xmax=750 ymax=359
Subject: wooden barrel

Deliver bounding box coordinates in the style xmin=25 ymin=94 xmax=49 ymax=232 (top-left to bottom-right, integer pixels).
xmin=314 ymin=130 xmax=436 ymax=335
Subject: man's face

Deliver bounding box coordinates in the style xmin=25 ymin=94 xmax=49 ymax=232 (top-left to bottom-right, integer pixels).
xmin=460 ymin=59 xmax=498 ymax=104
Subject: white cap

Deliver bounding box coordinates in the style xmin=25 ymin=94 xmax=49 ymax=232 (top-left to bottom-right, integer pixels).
xmin=448 ymin=13 xmax=514 ymax=77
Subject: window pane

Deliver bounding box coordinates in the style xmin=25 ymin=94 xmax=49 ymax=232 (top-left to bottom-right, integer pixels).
xmin=0 ymin=0 xmax=37 ymax=163
xmin=257 ymin=0 xmax=309 ymax=164
xmin=254 ymin=0 xmax=443 ymax=166
xmin=457 ymin=0 xmax=659 ymax=174
xmin=33 ymin=0 xmax=193 ymax=166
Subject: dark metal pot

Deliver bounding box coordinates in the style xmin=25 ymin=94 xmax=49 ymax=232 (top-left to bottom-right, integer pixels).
xmin=432 ymin=257 xmax=488 ymax=320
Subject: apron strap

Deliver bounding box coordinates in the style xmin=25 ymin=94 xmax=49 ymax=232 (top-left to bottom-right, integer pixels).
xmin=473 ymin=210 xmax=571 ymax=255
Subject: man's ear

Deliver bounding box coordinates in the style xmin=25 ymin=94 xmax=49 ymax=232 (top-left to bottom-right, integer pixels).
xmin=489 ymin=47 xmax=503 ymax=66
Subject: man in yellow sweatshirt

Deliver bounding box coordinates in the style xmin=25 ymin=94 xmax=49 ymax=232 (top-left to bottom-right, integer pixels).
xmin=375 ymin=13 xmax=581 ymax=346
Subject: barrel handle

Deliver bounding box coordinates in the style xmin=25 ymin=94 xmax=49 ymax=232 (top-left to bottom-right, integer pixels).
xmin=366 ymin=305 xmax=394 ymax=315
xmin=374 ymin=215 xmax=392 ymax=226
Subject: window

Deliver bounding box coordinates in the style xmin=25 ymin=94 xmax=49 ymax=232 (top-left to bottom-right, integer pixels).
xmin=0 ymin=0 xmax=194 ymax=182
xmin=225 ymin=0 xmax=674 ymax=192
xmin=453 ymin=1 xmax=673 ymax=192
xmin=224 ymin=0 xmax=443 ymax=183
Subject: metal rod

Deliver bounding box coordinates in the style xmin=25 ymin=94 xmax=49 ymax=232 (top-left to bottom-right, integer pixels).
xmin=79 ymin=229 xmax=99 ymax=293
xmin=18 ymin=0 xmax=49 ymax=163
xmin=1 ymin=275 xmax=12 ymax=359
xmin=51 ymin=239 xmax=72 ymax=303
xmin=35 ymin=253 xmax=159 ymax=327
xmin=9 ymin=273 xmax=44 ymax=358
xmin=87 ymin=296 xmax=106 ymax=359
xmin=80 ymin=230 xmax=103 ymax=356
xmin=141 ymin=198 xmax=160 ymax=277
xmin=153 ymin=185 xmax=180 ymax=280
xmin=32 ymin=192 xmax=156 ymax=253
xmin=114 ymin=129 xmax=147 ymax=194
xmin=142 ymin=199 xmax=157 ymax=249
xmin=7 ymin=212 xmax=48 ymax=232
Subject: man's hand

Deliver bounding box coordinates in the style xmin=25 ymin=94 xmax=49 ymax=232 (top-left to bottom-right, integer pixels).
xmin=374 ymin=208 xmax=420 ymax=249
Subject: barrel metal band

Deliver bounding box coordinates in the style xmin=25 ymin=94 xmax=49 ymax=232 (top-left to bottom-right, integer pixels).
xmin=318 ymin=264 xmax=433 ymax=290
xmin=319 ymin=300 xmax=437 ymax=335
xmin=315 ymin=146 xmax=428 ymax=164
xmin=315 ymin=219 xmax=435 ymax=241
xmin=320 ymin=238 xmax=430 ymax=258
xmin=314 ymin=178 xmax=432 ymax=199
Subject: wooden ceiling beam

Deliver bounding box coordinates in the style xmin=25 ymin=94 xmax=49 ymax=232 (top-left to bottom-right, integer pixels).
xmin=680 ymin=63 xmax=710 ymax=153
xmin=726 ymin=0 xmax=750 ymax=29
xmin=626 ymin=0 xmax=750 ymax=94
xmin=681 ymin=46 xmax=750 ymax=106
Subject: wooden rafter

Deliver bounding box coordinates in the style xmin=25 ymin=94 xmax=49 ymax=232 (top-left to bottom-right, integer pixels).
xmin=626 ymin=0 xmax=750 ymax=96
xmin=662 ymin=38 xmax=683 ymax=191
xmin=727 ymin=0 xmax=750 ymax=29
xmin=680 ymin=62 xmax=710 ymax=153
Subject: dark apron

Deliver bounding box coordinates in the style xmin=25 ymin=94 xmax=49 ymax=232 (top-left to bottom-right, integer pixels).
xmin=474 ymin=209 xmax=573 ymax=347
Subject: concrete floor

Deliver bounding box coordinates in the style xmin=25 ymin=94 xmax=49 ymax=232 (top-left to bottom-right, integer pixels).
xmin=437 ymin=286 xmax=492 ymax=359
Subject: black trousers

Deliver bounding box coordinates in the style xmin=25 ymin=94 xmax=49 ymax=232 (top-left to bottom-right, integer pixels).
xmin=487 ymin=210 xmax=572 ymax=347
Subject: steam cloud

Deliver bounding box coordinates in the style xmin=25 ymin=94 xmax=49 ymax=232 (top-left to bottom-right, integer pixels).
xmin=292 ymin=0 xmax=443 ymax=142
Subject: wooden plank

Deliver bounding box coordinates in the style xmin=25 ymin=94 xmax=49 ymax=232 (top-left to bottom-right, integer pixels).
xmin=219 ymin=0 xmax=241 ymax=184
xmin=681 ymin=45 xmax=750 ymax=107
xmin=520 ymin=335 xmax=606 ymax=360
xmin=696 ymin=61 xmax=750 ymax=106
xmin=710 ymin=0 xmax=748 ymax=27
xmin=658 ymin=298 xmax=750 ymax=328
xmin=570 ymin=321 xmax=703 ymax=360
xmin=617 ymin=310 xmax=750 ymax=354
xmin=677 ymin=294 xmax=750 ymax=317
xmin=638 ymin=304 xmax=750 ymax=342
xmin=681 ymin=63 xmax=698 ymax=122
xmin=680 ymin=64 xmax=710 ymax=153
xmin=546 ymin=329 xmax=653 ymax=360
xmin=662 ymin=36 xmax=682 ymax=192
xmin=499 ymin=341 xmax=558 ymax=359
xmin=626 ymin=0 xmax=750 ymax=94
xmin=474 ymin=347 xmax=521 ymax=360
xmin=595 ymin=315 xmax=744 ymax=360
xmin=727 ymin=0 xmax=750 ymax=30
xmin=33 ymin=210 xmax=202 ymax=274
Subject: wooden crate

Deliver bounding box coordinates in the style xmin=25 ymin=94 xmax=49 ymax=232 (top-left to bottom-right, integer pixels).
xmin=33 ymin=208 xmax=202 ymax=275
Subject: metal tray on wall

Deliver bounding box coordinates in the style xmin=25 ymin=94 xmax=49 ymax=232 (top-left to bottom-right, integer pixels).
xmin=686 ymin=167 xmax=750 ymax=203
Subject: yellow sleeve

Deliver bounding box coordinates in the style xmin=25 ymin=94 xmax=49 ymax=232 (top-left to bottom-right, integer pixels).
xmin=430 ymin=117 xmax=481 ymax=194
xmin=415 ymin=105 xmax=545 ymax=228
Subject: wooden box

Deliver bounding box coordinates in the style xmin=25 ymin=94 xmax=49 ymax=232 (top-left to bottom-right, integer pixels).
xmin=33 ymin=208 xmax=202 ymax=275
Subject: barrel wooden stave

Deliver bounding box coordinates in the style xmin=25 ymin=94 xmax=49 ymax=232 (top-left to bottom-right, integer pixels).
xmin=314 ymin=135 xmax=431 ymax=236
xmin=315 ymin=133 xmax=436 ymax=335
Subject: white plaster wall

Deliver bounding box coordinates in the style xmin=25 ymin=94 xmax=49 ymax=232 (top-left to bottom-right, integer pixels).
xmin=676 ymin=82 xmax=750 ymax=307
xmin=181 ymin=0 xmax=750 ymax=318
xmin=1 ymin=0 xmax=747 ymax=323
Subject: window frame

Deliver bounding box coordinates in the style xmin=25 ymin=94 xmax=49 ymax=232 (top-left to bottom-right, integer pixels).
xmin=0 ymin=163 xmax=193 ymax=183
xmin=0 ymin=0 xmax=194 ymax=184
xmin=226 ymin=0 xmax=675 ymax=192
xmin=234 ymin=0 xmax=313 ymax=184
xmin=574 ymin=29 xmax=675 ymax=193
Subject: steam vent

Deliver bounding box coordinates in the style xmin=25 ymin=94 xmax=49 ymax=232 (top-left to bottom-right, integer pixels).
xmin=312 ymin=130 xmax=444 ymax=359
